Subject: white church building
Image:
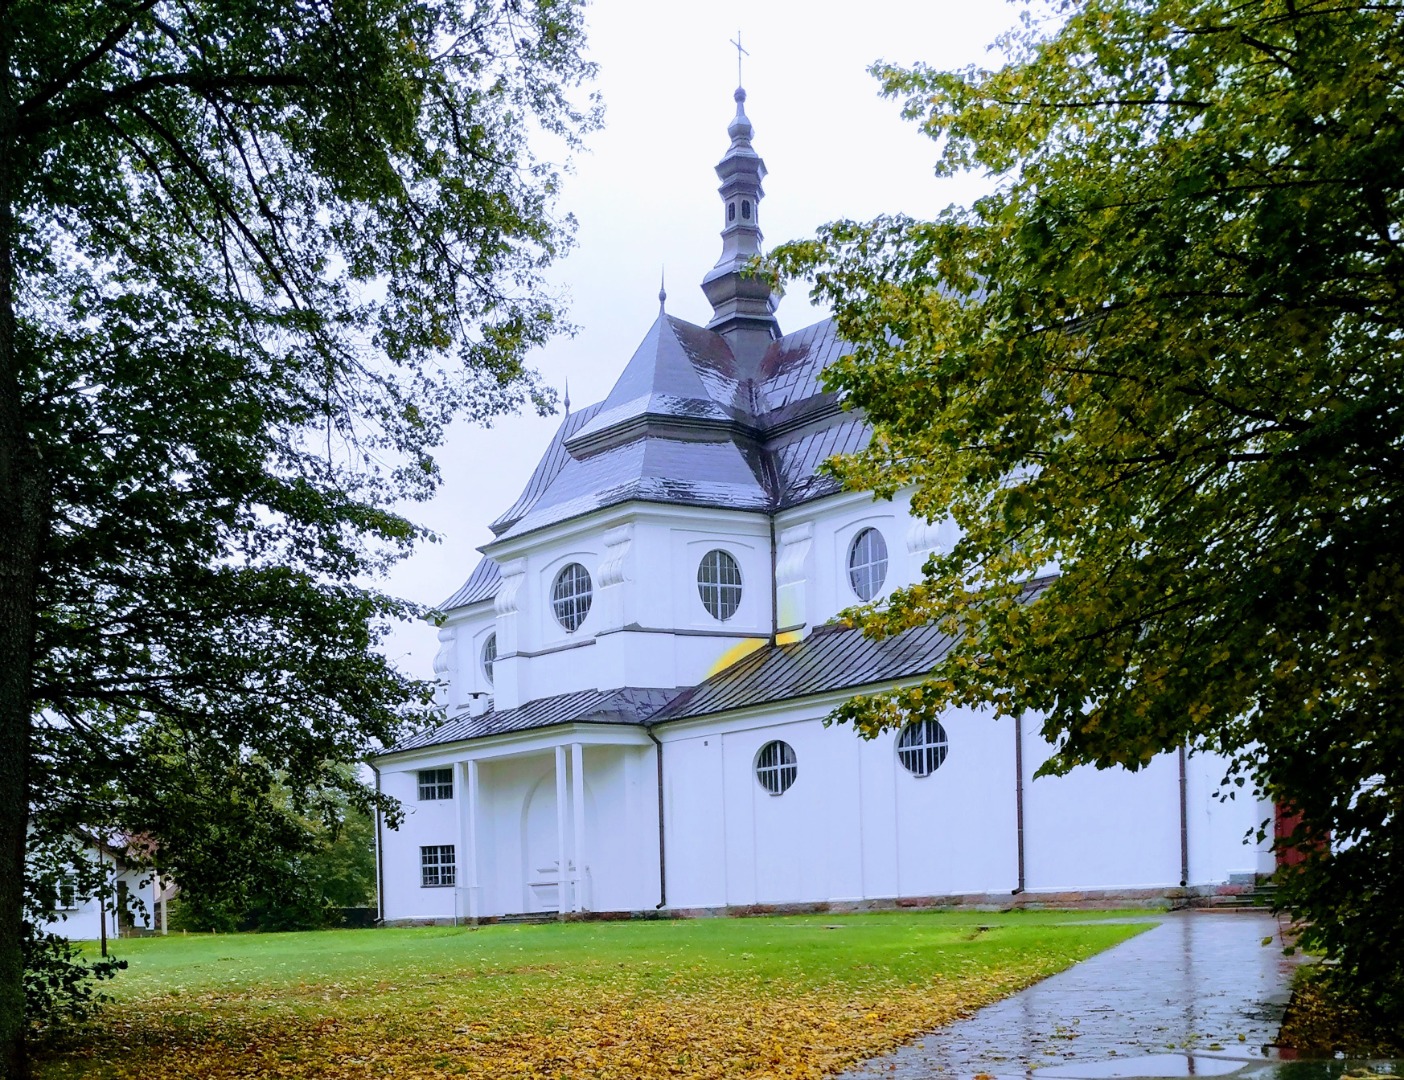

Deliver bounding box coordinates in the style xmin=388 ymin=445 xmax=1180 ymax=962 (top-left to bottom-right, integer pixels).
xmin=371 ymin=87 xmax=1273 ymax=924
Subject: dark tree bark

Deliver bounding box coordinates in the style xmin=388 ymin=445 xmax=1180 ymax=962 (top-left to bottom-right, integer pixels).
xmin=1 ymin=27 xmax=47 ymax=1071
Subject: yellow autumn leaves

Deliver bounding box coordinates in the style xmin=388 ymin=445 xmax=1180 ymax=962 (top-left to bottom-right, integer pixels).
xmin=44 ymin=972 xmax=1014 ymax=1079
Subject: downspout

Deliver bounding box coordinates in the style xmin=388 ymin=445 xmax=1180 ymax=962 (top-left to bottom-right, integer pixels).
xmin=646 ymin=728 xmax=667 ymax=909
xmin=768 ymin=516 xmax=778 ymax=646
xmin=1012 ymin=712 xmax=1026 ymax=895
xmin=1178 ymin=744 xmax=1189 ymax=889
xmin=370 ymin=762 xmax=386 ymax=925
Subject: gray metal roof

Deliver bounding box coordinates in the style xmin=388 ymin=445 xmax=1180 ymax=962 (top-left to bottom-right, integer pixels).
xmin=486 ymin=315 xmax=862 ymax=539
xmin=772 ymin=416 xmax=872 ymax=507
xmin=440 ymin=315 xmax=866 ymax=608
xmin=490 ymin=402 xmax=606 ymax=538
xmin=393 ymin=686 xmax=682 ymax=752
xmin=650 ymin=620 xmax=960 ymax=722
xmin=440 ymin=556 xmax=501 ymax=611
xmin=757 ymin=318 xmax=849 ymax=411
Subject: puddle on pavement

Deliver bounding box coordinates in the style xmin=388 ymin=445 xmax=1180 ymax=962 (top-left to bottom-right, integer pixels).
xmin=1029 ymin=1057 xmax=1402 ymax=1080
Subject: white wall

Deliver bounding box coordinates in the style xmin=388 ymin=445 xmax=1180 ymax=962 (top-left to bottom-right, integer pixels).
xmin=663 ymin=704 xmax=1020 ymax=908
xmin=662 ymin=702 xmax=1264 ymax=910
xmin=39 ymin=863 xmax=156 ymax=942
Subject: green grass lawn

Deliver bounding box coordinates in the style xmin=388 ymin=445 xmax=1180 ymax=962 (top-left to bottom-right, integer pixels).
xmin=36 ymin=910 xmax=1156 ymax=1080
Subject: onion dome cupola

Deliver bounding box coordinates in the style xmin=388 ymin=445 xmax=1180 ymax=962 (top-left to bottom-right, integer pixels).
xmin=701 ymin=87 xmax=781 ymax=361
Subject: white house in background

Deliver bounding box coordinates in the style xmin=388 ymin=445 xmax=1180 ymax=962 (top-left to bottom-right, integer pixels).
xmin=39 ymin=833 xmax=162 ymax=942
xmin=371 ymin=87 xmax=1274 ymax=924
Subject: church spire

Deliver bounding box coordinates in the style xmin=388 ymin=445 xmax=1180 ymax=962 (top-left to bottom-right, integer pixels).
xmin=700 ymin=83 xmax=780 ymax=358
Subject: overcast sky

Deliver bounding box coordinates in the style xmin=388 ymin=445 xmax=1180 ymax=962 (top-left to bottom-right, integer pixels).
xmin=378 ymin=0 xmax=1020 ymax=679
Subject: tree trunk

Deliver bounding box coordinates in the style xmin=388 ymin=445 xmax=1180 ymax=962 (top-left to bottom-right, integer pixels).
xmin=0 ymin=24 xmax=44 ymax=1077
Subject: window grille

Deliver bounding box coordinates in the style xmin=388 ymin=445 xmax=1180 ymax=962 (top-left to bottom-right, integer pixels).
xmin=697 ymin=549 xmax=743 ymax=621
xmin=420 ymin=844 xmax=456 ymax=887
xmin=481 ymin=633 xmax=496 ymax=685
xmin=755 ymin=740 xmax=798 ymax=795
xmin=551 ymin=563 xmax=593 ymax=632
xmin=848 ymin=527 xmax=889 ymax=601
xmin=896 ymin=719 xmax=949 ymax=777
xmin=417 ymin=767 xmax=453 ymax=800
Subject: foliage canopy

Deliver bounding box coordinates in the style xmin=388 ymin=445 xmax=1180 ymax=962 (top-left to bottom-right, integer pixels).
xmin=0 ymin=0 xmax=596 ymax=1069
xmin=773 ymin=0 xmax=1404 ymax=1019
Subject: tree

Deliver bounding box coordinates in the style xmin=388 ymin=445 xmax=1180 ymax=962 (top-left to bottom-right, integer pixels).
xmin=0 ymin=0 xmax=596 ymax=1072
xmin=772 ymin=0 xmax=1404 ymax=1022
xmin=168 ymin=776 xmax=378 ymax=933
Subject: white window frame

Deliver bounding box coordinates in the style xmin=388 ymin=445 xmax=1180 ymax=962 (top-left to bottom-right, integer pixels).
xmin=420 ymin=844 xmax=456 ymax=888
xmin=697 ymin=549 xmax=743 ymax=622
xmin=896 ymin=719 xmax=949 ymax=778
xmin=417 ymin=767 xmax=453 ymax=801
xmin=755 ymin=740 xmax=798 ymax=795
xmin=848 ymin=527 xmax=889 ymax=602
xmin=551 ymin=562 xmax=593 ymax=632
xmin=481 ymin=632 xmax=497 ymax=685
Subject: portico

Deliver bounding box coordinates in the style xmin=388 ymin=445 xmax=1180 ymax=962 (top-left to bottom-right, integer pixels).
xmin=377 ymin=715 xmax=663 ymax=923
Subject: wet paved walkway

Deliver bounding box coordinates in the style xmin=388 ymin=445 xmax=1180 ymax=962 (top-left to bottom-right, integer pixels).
xmin=836 ymin=911 xmax=1398 ymax=1080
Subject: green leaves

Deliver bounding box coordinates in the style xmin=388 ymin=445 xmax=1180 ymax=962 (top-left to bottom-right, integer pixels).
xmin=773 ymin=0 xmax=1404 ymax=1023
xmin=1 ymin=0 xmax=599 ymax=1047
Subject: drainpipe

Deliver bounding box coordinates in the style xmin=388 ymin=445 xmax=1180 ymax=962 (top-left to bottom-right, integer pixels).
xmin=1013 ymin=712 xmax=1026 ymax=895
xmin=1178 ymin=745 xmax=1189 ymax=889
xmin=370 ymin=762 xmax=386 ymax=924
xmin=768 ymin=516 xmax=778 ymax=646
xmin=646 ymin=728 xmax=667 ymax=909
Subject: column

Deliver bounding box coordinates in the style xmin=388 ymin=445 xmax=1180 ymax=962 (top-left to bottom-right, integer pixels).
xmin=554 ymin=745 xmax=568 ymax=917
xmin=465 ymin=759 xmax=480 ymax=920
xmin=454 ymin=761 xmax=469 ymax=924
xmin=571 ymin=742 xmax=586 ymax=912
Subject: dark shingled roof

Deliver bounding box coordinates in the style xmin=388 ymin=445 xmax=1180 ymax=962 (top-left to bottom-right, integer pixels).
xmin=394 ymin=686 xmax=682 ymax=752
xmin=650 ymin=621 xmax=960 ymax=722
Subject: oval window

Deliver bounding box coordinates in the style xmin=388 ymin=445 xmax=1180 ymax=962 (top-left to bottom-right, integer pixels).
xmin=481 ymin=633 xmax=497 ymax=685
xmin=697 ymin=549 xmax=743 ymax=621
xmin=551 ymin=563 xmax=593 ymax=632
xmin=896 ymin=719 xmax=949 ymax=778
xmin=755 ymin=740 xmax=797 ymax=795
xmin=848 ymin=528 xmax=889 ymax=601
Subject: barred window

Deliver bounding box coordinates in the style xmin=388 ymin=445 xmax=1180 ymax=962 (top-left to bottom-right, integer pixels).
xmin=697 ymin=549 xmax=743 ymax=621
xmin=420 ymin=845 xmax=456 ymax=888
xmin=418 ymin=767 xmax=453 ymax=801
xmin=481 ymin=633 xmax=497 ymax=685
xmin=897 ymin=719 xmax=949 ymax=778
xmin=552 ymin=563 xmax=593 ymax=632
xmin=848 ymin=528 xmax=889 ymax=601
xmin=755 ymin=740 xmax=797 ymax=795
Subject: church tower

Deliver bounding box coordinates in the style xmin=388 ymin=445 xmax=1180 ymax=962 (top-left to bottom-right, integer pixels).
xmin=700 ymin=87 xmax=781 ymax=363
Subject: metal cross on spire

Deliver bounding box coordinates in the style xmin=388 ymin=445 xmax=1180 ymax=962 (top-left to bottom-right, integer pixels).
xmin=730 ymin=31 xmax=749 ymax=87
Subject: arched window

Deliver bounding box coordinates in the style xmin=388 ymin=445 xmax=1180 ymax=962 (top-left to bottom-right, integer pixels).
xmin=848 ymin=527 xmax=889 ymax=601
xmin=481 ymin=633 xmax=497 ymax=685
xmin=551 ymin=563 xmax=593 ymax=632
xmin=897 ymin=719 xmax=949 ymax=778
xmin=741 ymin=199 xmax=752 ymax=220
xmin=755 ymin=740 xmax=797 ymax=795
xmin=697 ymin=549 xmax=743 ymax=621
xmin=728 ymin=202 xmax=737 ymax=222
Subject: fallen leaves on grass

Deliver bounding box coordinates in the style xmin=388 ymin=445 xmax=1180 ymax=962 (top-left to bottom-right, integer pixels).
xmin=37 ymin=968 xmax=1044 ymax=1079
